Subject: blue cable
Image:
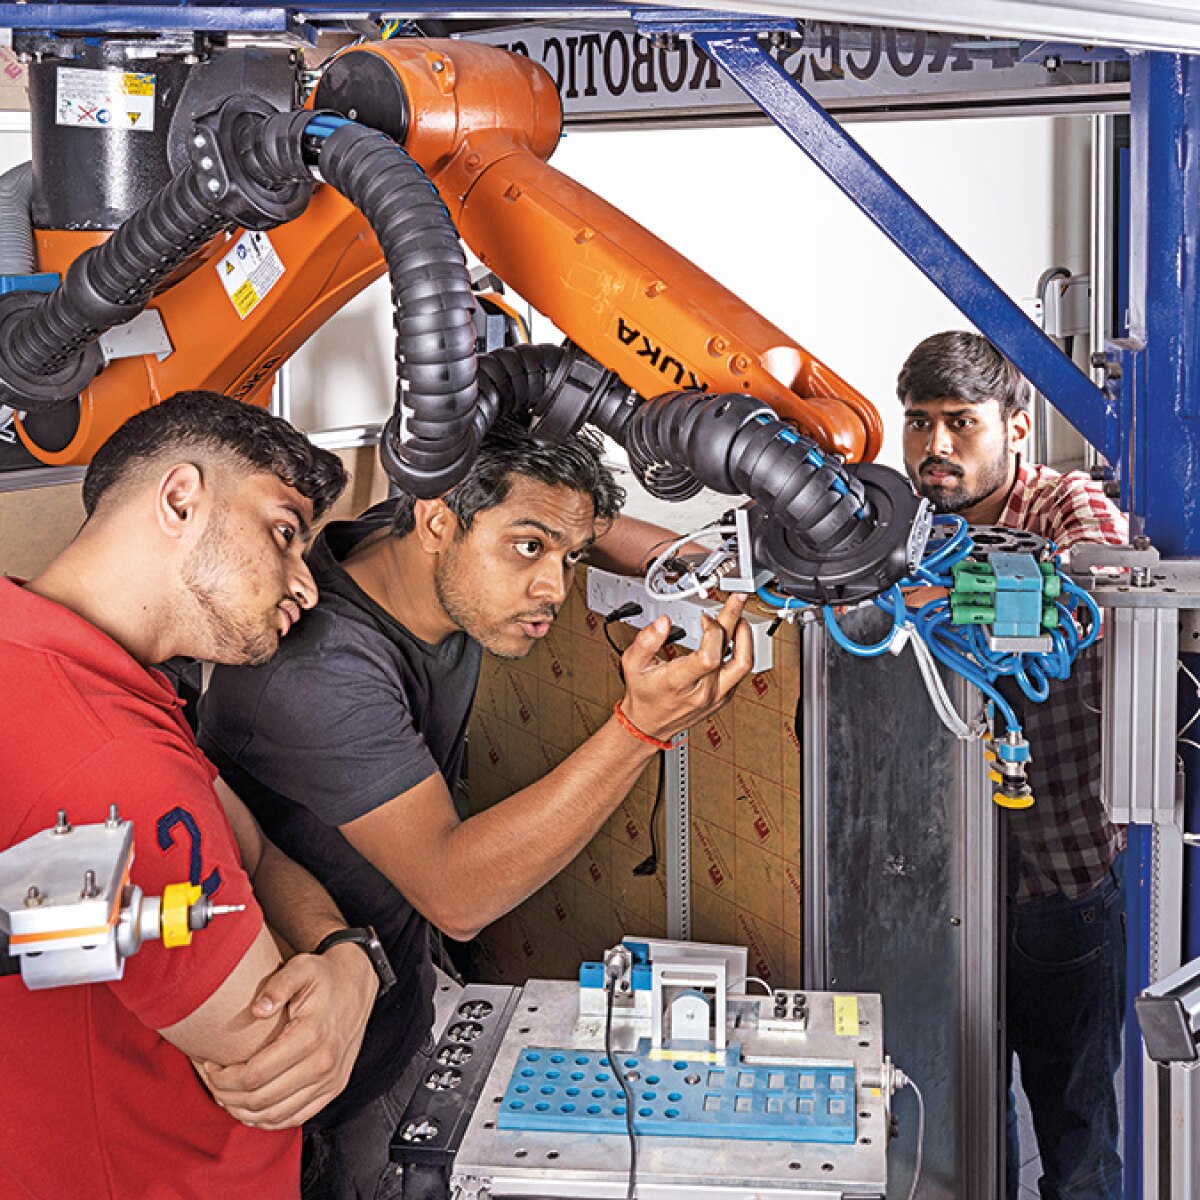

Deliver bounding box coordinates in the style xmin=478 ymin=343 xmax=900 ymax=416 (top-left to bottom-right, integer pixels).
xmin=822 ymin=586 xmax=906 ymax=657
xmin=305 ymin=114 xmax=353 ymax=139
xmin=755 ymin=515 xmax=1090 ymax=744
xmin=1061 ymin=576 xmax=1102 ymax=649
xmin=916 ymin=611 xmax=1022 ymax=733
xmin=756 ymin=583 xmax=808 ymax=612
xmin=919 ymin=515 xmax=971 ymax=574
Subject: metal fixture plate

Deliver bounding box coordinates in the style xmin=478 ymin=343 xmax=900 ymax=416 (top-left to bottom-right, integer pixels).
xmin=451 ymin=978 xmax=888 ymax=1198
xmin=497 ymin=1044 xmax=857 ymax=1143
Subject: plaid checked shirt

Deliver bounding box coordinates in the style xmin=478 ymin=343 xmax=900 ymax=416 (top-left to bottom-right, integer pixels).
xmin=997 ymin=459 xmax=1128 ymax=901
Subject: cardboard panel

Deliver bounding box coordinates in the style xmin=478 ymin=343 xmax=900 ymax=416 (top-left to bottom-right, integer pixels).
xmin=467 ymin=568 xmax=804 ymax=990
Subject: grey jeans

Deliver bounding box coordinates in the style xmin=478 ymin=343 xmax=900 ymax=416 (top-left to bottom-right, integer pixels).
xmin=302 ymin=1033 xmax=436 ymax=1200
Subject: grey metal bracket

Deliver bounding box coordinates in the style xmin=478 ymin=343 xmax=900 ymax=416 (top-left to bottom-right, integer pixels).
xmin=665 ymin=732 xmax=691 ymax=941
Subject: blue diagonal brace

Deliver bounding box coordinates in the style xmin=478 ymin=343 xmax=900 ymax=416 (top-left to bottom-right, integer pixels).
xmin=693 ymin=32 xmax=1120 ymax=464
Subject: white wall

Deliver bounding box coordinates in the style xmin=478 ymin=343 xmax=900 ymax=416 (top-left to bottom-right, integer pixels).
xmin=530 ymin=115 xmax=1091 ymax=472
xmin=289 ymin=114 xmax=1092 ymax=481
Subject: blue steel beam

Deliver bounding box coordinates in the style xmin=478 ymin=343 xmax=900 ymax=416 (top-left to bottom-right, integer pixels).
xmin=1127 ymin=52 xmax=1200 ymax=557
xmin=0 ymin=1 xmax=640 ymax=29
xmin=0 ymin=5 xmax=296 ymax=31
xmin=1125 ymin=49 xmax=1200 ymax=1199
xmin=689 ymin=30 xmax=1121 ymax=465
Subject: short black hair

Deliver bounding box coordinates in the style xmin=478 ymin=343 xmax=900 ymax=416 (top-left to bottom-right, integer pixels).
xmin=389 ymin=418 xmax=625 ymax=537
xmin=82 ymin=390 xmax=347 ymax=520
xmin=896 ymin=331 xmax=1030 ymax=420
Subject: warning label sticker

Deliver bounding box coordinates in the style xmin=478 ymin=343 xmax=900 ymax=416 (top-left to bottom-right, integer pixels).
xmin=217 ymin=230 xmax=286 ymax=320
xmin=833 ymin=995 xmax=860 ymax=1037
xmin=56 ymin=67 xmax=156 ymax=132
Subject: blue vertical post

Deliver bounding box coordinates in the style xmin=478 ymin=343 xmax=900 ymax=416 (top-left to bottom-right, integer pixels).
xmin=1120 ymin=50 xmax=1200 ymax=1199
xmin=1127 ymin=53 xmax=1200 ymax=556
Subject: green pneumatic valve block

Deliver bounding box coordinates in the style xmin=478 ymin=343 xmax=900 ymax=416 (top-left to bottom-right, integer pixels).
xmin=949 ymin=557 xmax=1061 ymax=638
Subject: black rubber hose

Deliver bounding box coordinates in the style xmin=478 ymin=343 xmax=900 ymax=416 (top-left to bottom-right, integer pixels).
xmin=620 ymin=391 xmax=868 ymax=554
xmin=423 ymin=341 xmax=921 ymax=602
xmin=5 ymin=169 xmax=229 ymax=380
xmin=315 ymin=122 xmax=478 ymax=498
xmin=0 ymin=98 xmax=315 ymax=413
xmin=474 ymin=342 xmax=566 ymax=431
xmin=618 ymin=389 xmax=926 ymax=603
xmin=468 ymin=339 xmax=706 ymax=501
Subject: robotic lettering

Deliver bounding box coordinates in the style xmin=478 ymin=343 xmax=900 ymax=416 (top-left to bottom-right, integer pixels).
xmin=3 ymin=34 xmax=1097 ymax=812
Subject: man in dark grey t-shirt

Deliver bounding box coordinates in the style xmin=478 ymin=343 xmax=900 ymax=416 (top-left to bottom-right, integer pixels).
xmin=198 ymin=419 xmax=751 ymax=1200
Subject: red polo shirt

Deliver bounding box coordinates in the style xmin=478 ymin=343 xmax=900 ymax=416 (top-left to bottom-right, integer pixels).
xmin=0 ymin=578 xmax=300 ymax=1198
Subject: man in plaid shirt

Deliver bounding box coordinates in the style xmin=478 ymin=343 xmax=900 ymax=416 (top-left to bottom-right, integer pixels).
xmin=898 ymin=331 xmax=1127 ymax=1200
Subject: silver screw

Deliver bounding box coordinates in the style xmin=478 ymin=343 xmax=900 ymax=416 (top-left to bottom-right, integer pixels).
xmin=81 ymin=870 xmax=99 ymax=899
xmin=207 ymin=179 xmax=221 ymax=193
xmin=106 ymin=804 xmax=121 ymax=829
xmin=53 ymin=809 xmax=71 ymax=835
xmin=399 ymin=1118 xmax=439 ymax=1143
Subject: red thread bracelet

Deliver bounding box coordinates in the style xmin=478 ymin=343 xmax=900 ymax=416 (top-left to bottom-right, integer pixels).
xmin=612 ymin=700 xmax=680 ymax=751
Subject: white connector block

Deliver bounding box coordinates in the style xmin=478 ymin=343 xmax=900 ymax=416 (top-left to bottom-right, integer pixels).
xmin=586 ymin=567 xmax=774 ymax=674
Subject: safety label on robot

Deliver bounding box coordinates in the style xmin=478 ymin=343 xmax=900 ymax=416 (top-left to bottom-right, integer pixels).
xmin=56 ymin=67 xmax=155 ymax=133
xmin=217 ymin=231 xmax=286 ymax=320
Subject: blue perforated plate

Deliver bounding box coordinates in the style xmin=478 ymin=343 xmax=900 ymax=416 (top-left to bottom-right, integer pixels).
xmin=496 ymin=1042 xmax=856 ymax=1143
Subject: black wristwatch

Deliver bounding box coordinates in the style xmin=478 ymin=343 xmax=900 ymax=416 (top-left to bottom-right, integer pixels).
xmin=313 ymin=925 xmax=396 ymax=996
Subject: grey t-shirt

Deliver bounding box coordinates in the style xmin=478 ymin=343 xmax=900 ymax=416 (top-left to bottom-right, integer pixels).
xmin=198 ymin=499 xmax=482 ymax=1128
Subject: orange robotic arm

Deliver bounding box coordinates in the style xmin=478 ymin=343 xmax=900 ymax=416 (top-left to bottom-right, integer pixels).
xmin=316 ymin=39 xmax=882 ymax=462
xmin=17 ymin=38 xmax=880 ymax=467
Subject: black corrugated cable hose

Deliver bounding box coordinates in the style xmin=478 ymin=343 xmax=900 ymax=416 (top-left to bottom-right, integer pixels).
xmin=464 ymin=339 xmax=702 ymax=501
xmin=460 ymin=343 xmax=920 ymax=602
xmin=616 ymin=390 xmax=925 ymax=603
xmin=0 ymin=98 xmax=315 ymax=413
xmin=0 ymin=169 xmax=235 ymax=410
xmin=315 ymin=121 xmax=480 ymax=498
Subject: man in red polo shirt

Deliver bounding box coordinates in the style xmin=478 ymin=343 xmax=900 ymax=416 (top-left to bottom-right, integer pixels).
xmin=1 ymin=391 xmax=380 ymax=1199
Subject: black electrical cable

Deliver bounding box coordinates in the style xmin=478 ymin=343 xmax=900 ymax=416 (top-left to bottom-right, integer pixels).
xmin=603 ymin=602 xmax=643 ymax=673
xmin=604 ymin=980 xmax=639 ymax=1200
xmin=632 ymin=752 xmax=664 ymax=877
xmin=603 ymin=603 xmax=675 ymax=879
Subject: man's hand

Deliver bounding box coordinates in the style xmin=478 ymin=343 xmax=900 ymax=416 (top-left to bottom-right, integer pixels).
xmin=195 ymin=942 xmax=377 ymax=1129
xmin=618 ymin=592 xmax=753 ymax=742
xmin=903 ymin=584 xmax=949 ymax=610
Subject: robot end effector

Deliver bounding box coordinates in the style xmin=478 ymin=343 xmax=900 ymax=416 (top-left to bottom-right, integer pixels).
xmin=0 ymin=807 xmax=241 ymax=990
